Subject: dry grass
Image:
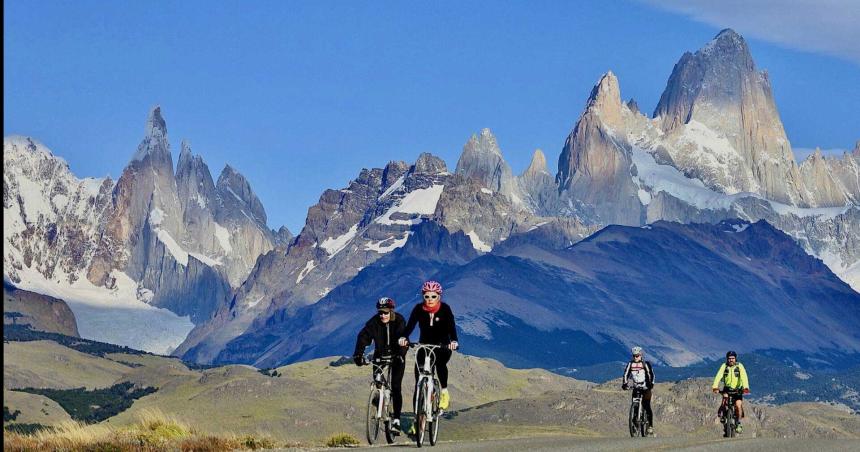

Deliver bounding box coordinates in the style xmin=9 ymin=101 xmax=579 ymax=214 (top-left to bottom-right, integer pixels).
xmin=3 ymin=408 xmax=281 ymax=451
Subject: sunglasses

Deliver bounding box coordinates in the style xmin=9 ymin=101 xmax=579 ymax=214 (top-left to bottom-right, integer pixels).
xmin=378 ymin=311 xmax=391 ymax=316
xmin=423 ymin=294 xmax=439 ymax=300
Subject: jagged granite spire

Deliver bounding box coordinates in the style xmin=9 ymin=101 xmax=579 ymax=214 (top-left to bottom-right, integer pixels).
xmin=652 ymin=28 xmax=805 ymax=206
xmin=131 ymin=106 xmax=171 ymax=163
xmin=216 ymin=164 xmax=267 ymax=224
xmin=455 ymin=128 xmax=517 ymax=198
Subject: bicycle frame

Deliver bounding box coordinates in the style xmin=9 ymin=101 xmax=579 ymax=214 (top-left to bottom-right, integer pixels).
xmin=412 ymin=344 xmax=441 ymax=419
xmin=369 ymin=355 xmax=394 ymax=419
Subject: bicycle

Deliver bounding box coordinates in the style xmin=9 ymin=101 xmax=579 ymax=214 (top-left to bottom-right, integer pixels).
xmin=626 ymin=383 xmax=650 ymax=437
xmin=718 ymin=388 xmax=744 ymax=438
xmin=364 ymin=354 xmax=398 ymax=445
xmin=408 ymin=343 xmax=450 ymax=448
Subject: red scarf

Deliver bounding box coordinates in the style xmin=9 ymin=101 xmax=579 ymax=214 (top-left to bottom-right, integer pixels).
xmin=422 ymin=301 xmax=441 ymax=315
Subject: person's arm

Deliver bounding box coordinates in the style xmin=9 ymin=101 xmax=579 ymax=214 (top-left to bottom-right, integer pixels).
xmin=445 ymin=304 xmax=459 ymax=343
xmin=622 ymin=362 xmax=631 ymax=389
xmin=712 ymin=363 xmax=726 ymax=390
xmin=645 ymin=361 xmax=655 ymax=388
xmin=353 ymin=320 xmax=373 ymax=364
xmin=739 ymin=363 xmax=750 ymax=392
xmin=399 ymin=305 xmax=419 ymax=345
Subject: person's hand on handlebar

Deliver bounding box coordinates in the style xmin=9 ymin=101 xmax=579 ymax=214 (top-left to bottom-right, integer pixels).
xmin=398 ymin=337 xmax=408 ymax=347
xmin=743 ymin=388 xmax=750 ymax=395
xmin=449 ymin=341 xmax=459 ymax=351
xmin=712 ymin=387 xmax=719 ymax=394
xmin=353 ymin=355 xmax=365 ymax=366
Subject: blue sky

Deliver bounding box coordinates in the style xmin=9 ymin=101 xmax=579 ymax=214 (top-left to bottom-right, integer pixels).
xmin=5 ymin=0 xmax=859 ymax=233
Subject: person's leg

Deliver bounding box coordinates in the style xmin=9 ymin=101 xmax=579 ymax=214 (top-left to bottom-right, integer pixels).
xmin=435 ymin=348 xmax=451 ymax=388
xmin=643 ymin=389 xmax=654 ymax=427
xmin=391 ymin=359 xmax=405 ymax=419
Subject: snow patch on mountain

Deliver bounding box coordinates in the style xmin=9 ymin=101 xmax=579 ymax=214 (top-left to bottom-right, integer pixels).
xmin=377 ymin=184 xmax=445 ymax=225
xmin=214 ymin=223 xmax=233 ymax=253
xmin=364 ymin=232 xmax=412 ymax=254
xmin=321 ymin=224 xmax=359 ymax=257
xmin=296 ymin=260 xmax=316 ymax=284
xmin=466 ymin=230 xmax=492 ymax=252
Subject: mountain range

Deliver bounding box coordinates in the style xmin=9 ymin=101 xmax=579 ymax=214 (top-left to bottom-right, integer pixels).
xmin=4 ymin=29 xmax=859 ymax=369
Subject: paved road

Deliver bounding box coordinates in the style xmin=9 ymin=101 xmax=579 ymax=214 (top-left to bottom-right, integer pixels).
xmin=306 ymin=436 xmax=860 ymax=451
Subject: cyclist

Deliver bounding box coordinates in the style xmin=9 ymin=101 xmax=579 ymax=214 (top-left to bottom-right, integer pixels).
xmin=398 ymin=280 xmax=459 ymax=412
xmin=621 ymin=346 xmax=655 ymax=435
xmin=711 ymin=350 xmax=750 ymax=434
xmin=354 ymin=297 xmax=407 ymax=433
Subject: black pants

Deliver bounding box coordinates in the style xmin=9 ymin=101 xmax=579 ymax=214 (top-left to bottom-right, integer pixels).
xmin=634 ymin=388 xmax=654 ymax=426
xmin=376 ymin=357 xmax=406 ymax=418
xmin=414 ymin=347 xmax=452 ymax=388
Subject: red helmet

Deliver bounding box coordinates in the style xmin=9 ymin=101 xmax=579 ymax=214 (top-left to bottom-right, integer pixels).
xmin=421 ymin=280 xmax=443 ymax=294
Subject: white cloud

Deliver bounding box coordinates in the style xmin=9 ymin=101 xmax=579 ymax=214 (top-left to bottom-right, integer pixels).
xmin=643 ymin=0 xmax=860 ymax=66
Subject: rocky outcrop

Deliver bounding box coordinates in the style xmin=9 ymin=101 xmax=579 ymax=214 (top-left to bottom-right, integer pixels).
xmin=518 ymin=149 xmax=561 ymax=216
xmin=3 ymin=281 xmax=79 ymax=337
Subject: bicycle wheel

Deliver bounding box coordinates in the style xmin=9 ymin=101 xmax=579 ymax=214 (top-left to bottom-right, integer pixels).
xmin=384 ymin=392 xmax=396 ymax=444
xmin=724 ymin=407 xmax=735 ymax=438
xmin=628 ymin=401 xmax=638 ymax=437
xmin=429 ymin=383 xmax=440 ymax=445
xmin=366 ymin=387 xmax=381 ymax=445
xmin=415 ymin=383 xmax=427 ymax=448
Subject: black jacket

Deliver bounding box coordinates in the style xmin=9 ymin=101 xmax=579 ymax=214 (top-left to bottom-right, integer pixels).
xmin=402 ymin=302 xmax=458 ymax=345
xmin=353 ymin=312 xmax=407 ymax=359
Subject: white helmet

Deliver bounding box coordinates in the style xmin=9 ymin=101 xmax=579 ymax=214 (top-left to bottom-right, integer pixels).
xmin=631 ymin=346 xmax=643 ymax=356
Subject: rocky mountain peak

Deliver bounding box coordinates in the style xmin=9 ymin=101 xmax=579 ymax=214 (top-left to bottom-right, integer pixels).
xmin=455 ymin=128 xmax=516 ymax=196
xmin=131 ymin=106 xmax=171 ymax=164
xmin=413 ymin=153 xmax=448 ymax=174
xmin=853 ymin=141 xmax=860 ymax=158
xmin=523 ymin=149 xmax=550 ymax=177
xmin=585 ymin=71 xmax=624 ymax=126
xmin=217 ymin=164 xmax=267 ymax=224
xmin=146 ymin=105 xmax=167 ymax=137
xmin=625 ymin=98 xmax=640 ymax=115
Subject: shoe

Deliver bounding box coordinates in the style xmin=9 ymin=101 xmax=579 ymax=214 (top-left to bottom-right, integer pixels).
xmin=391 ymin=418 xmax=401 ymax=434
xmin=439 ymin=389 xmax=450 ymax=410
xmin=408 ymin=422 xmax=416 ymax=436
xmin=646 ymin=426 xmax=654 ymax=436
xmin=736 ymin=423 xmax=743 ymax=434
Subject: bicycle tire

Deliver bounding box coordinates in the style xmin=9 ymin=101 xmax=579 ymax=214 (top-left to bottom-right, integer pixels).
xmin=429 ymin=381 xmax=440 ymax=445
xmin=724 ymin=404 xmax=735 ymax=438
xmin=384 ymin=392 xmax=396 ymax=444
xmin=416 ymin=382 xmax=427 ymax=447
xmin=628 ymin=400 xmax=638 ymax=437
xmin=366 ymin=387 xmax=381 ymax=445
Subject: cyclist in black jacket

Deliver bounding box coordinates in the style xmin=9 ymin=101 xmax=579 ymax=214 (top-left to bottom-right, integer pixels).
xmin=354 ymin=297 xmax=407 ymax=432
xmin=398 ymin=280 xmax=459 ymax=411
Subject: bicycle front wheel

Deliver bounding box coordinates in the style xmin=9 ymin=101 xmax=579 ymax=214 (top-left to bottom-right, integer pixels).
xmin=628 ymin=402 xmax=638 ymax=437
xmin=430 ymin=384 xmax=441 ymax=445
xmin=366 ymin=387 xmax=382 ymax=445
xmin=415 ymin=383 xmax=427 ymax=447
xmin=384 ymin=392 xmax=396 ymax=444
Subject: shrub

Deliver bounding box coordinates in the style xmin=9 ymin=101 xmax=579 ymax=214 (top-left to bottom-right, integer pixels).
xmin=325 ymin=433 xmax=360 ymax=447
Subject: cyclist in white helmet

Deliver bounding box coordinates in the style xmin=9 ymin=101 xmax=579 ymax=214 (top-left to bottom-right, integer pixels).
xmin=622 ymin=346 xmax=655 ymax=435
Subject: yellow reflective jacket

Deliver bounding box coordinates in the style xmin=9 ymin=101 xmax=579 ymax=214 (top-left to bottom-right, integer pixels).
xmin=712 ymin=362 xmax=749 ymax=390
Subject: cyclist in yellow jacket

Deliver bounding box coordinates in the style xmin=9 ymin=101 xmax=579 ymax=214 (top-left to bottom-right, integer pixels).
xmin=711 ymin=351 xmax=750 ymax=433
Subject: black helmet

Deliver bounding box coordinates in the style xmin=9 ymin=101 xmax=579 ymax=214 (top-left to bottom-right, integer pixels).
xmin=726 ymin=350 xmax=737 ymax=358
xmin=376 ymin=297 xmax=395 ymax=312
